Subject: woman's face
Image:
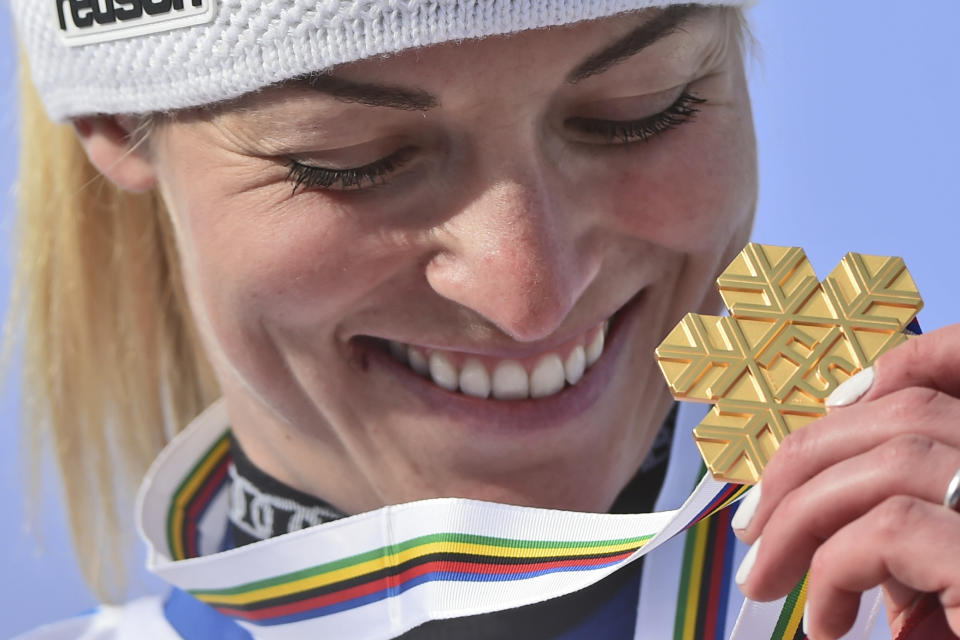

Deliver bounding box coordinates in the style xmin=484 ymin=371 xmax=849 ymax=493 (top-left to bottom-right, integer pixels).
xmin=150 ymin=7 xmax=757 ymax=514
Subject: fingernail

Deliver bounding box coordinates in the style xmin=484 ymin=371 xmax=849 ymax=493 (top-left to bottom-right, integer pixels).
xmin=731 ymin=482 xmax=762 ymax=532
xmin=802 ymin=601 xmax=809 ymax=636
xmin=825 ymin=366 xmax=874 ymax=408
xmin=735 ymin=536 xmax=761 ymax=586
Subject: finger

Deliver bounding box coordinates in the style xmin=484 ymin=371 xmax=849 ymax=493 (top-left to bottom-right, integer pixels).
xmin=733 ymin=387 xmax=960 ymax=543
xmin=865 ymin=324 xmax=960 ymax=405
xmin=883 ymin=578 xmax=921 ymax=625
xmin=735 ymin=435 xmax=960 ymax=600
xmin=804 ymin=496 xmax=960 ymax=640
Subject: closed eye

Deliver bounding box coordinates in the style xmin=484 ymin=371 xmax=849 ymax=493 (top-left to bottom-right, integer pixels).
xmin=566 ymin=92 xmax=706 ymax=144
xmin=285 ymin=147 xmax=416 ymax=194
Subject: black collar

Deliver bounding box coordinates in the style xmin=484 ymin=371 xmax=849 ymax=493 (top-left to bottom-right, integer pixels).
xmin=225 ymin=404 xmax=676 ymax=548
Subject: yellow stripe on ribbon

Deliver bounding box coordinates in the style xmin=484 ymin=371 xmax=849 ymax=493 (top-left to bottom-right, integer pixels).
xmin=196 ymin=537 xmax=651 ymax=606
xmin=782 ymin=575 xmax=808 ymax=638
xmin=678 ymin=520 xmax=711 ymax=640
xmin=169 ymin=437 xmax=231 ymax=560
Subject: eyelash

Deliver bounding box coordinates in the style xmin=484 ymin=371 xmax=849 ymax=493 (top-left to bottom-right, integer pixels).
xmin=566 ymin=92 xmax=707 ymax=144
xmin=284 ymin=91 xmax=706 ymax=193
xmin=286 ymin=149 xmax=413 ymax=195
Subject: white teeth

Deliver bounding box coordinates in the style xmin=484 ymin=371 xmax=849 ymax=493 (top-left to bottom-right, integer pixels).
xmin=459 ymin=359 xmax=491 ymax=398
xmin=408 ymin=347 xmax=429 ymax=376
xmin=530 ymin=354 xmax=565 ymax=398
xmin=585 ymin=329 xmax=604 ymax=367
xmin=429 ymin=352 xmax=459 ymax=391
xmin=390 ymin=320 xmax=610 ymax=400
xmin=492 ymin=360 xmax=529 ymax=400
xmin=565 ymin=345 xmax=586 ymax=386
xmin=389 ymin=340 xmax=407 ymax=363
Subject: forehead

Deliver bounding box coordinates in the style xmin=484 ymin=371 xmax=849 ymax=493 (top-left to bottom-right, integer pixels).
xmin=210 ymin=7 xmax=737 ymax=124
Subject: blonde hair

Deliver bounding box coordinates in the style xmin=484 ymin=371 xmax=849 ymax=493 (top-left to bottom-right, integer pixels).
xmin=11 ymin=57 xmax=219 ymax=601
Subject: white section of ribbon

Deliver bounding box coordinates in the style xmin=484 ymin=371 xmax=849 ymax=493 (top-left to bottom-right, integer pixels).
xmin=636 ymin=401 xmax=708 ymax=638
xmin=139 ymin=399 xmax=811 ymax=640
xmin=635 ymin=402 xmax=753 ymax=640
xmin=729 ymin=588 xmax=883 ymax=640
xmin=148 ymin=478 xmax=724 ymax=639
xmin=138 ymin=400 xmax=740 ymax=638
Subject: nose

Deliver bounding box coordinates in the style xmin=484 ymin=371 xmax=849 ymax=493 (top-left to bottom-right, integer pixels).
xmin=425 ymin=170 xmax=597 ymax=343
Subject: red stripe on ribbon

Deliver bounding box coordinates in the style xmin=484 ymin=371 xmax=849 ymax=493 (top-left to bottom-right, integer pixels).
xmin=216 ymin=550 xmax=636 ymax=622
xmin=183 ymin=457 xmax=230 ymax=558
xmin=703 ymin=509 xmax=731 ymax=638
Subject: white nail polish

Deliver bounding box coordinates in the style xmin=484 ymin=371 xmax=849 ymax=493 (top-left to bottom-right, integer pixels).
xmin=736 ymin=537 xmax=761 ymax=586
xmin=826 ymin=366 xmax=874 ymax=408
xmin=802 ymin=601 xmax=810 ymax=636
xmin=731 ymin=482 xmax=762 ymax=531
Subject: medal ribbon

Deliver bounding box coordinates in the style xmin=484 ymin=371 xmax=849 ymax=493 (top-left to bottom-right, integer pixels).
xmin=138 ymin=401 xmax=816 ymax=640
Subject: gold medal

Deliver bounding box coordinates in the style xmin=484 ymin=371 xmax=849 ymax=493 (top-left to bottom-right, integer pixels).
xmin=656 ymin=243 xmax=923 ymax=485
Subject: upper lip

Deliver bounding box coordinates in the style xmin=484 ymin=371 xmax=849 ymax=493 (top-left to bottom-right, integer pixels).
xmin=352 ymin=291 xmax=641 ymax=360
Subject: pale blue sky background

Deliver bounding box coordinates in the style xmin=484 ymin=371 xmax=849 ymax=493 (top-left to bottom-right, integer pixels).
xmin=2 ymin=2 xmax=958 ymax=637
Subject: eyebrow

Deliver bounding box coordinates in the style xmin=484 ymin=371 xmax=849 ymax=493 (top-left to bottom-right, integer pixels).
xmin=567 ymin=5 xmax=705 ymax=83
xmin=292 ymin=4 xmax=704 ymax=111
xmin=298 ymin=74 xmax=439 ymax=111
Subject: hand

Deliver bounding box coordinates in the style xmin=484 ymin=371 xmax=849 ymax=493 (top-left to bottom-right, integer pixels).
xmin=730 ymin=323 xmax=960 ymax=640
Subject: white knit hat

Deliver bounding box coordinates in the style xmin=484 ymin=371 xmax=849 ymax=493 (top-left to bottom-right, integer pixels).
xmin=12 ymin=0 xmax=753 ymax=122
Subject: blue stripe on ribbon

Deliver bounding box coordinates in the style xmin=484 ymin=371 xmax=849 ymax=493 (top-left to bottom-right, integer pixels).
xmin=251 ymin=557 xmax=632 ymax=626
xmin=164 ymin=588 xmax=253 ymax=640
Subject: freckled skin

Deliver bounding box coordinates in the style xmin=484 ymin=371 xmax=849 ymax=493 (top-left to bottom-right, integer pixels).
xmin=151 ymin=10 xmax=757 ymax=516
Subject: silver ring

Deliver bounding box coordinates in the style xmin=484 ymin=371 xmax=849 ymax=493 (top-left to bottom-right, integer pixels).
xmin=944 ymin=468 xmax=960 ymax=511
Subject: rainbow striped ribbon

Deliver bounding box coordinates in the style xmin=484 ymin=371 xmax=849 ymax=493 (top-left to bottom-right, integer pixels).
xmin=137 ymin=400 xmax=877 ymax=640
xmin=670 ymin=472 xmax=808 ymax=640
xmin=674 ymin=492 xmax=740 ymax=640
xmin=771 ymin=576 xmax=808 ymax=640
xmin=158 ymin=430 xmax=747 ymax=630
xmin=167 ymin=432 xmax=231 ymax=562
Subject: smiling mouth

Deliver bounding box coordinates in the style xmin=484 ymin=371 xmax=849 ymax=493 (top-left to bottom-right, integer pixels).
xmin=356 ymin=301 xmax=629 ymax=403
xmin=386 ymin=322 xmax=610 ymax=401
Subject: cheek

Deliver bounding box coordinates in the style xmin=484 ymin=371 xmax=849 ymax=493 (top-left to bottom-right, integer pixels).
xmin=168 ymin=176 xmax=402 ymax=347
xmin=607 ymin=108 xmax=757 ymax=254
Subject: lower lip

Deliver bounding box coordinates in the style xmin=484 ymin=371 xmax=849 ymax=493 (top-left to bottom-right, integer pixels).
xmin=356 ymin=291 xmax=647 ymax=432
